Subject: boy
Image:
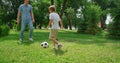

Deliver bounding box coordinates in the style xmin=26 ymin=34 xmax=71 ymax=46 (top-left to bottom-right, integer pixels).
xmin=47 ymin=5 xmax=64 ymax=49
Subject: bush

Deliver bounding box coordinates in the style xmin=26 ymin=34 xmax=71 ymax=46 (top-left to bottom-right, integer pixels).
xmin=107 ymin=10 xmax=120 ymax=39
xmin=0 ymin=25 xmax=10 ymax=37
xmin=77 ymin=19 xmax=87 ymax=34
xmin=12 ymin=19 xmax=29 ymax=31
xmin=78 ymin=4 xmax=102 ymax=35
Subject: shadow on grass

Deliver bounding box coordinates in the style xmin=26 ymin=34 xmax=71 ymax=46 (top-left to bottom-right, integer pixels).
xmin=0 ymin=30 xmax=120 ymax=46
xmin=61 ymin=38 xmax=120 ymax=48
xmin=53 ymin=48 xmax=67 ymax=56
xmin=0 ymin=31 xmax=49 ymax=43
xmin=17 ymin=40 xmax=34 ymax=45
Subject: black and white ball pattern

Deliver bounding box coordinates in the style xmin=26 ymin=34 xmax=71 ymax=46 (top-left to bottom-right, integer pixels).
xmin=41 ymin=42 xmax=49 ymax=48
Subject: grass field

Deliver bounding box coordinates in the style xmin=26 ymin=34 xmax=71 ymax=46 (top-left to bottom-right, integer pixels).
xmin=0 ymin=29 xmax=120 ymax=63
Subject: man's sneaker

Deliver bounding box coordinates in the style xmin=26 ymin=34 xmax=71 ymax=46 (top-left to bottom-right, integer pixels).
xmin=20 ymin=38 xmax=23 ymax=42
xmin=29 ymin=38 xmax=33 ymax=42
xmin=58 ymin=43 xmax=62 ymax=49
xmin=18 ymin=38 xmax=23 ymax=44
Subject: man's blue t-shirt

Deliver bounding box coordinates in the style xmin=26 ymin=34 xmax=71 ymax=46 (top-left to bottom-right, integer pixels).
xmin=19 ymin=4 xmax=32 ymax=20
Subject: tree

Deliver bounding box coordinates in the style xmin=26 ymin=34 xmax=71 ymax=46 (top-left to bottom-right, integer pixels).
xmin=51 ymin=0 xmax=54 ymax=5
xmin=92 ymin=0 xmax=111 ymax=30
xmin=0 ymin=0 xmax=23 ymax=24
xmin=77 ymin=1 xmax=102 ymax=34
xmin=107 ymin=0 xmax=120 ymax=39
xmin=31 ymin=0 xmax=49 ymax=29
xmin=85 ymin=4 xmax=102 ymax=35
xmin=59 ymin=0 xmax=67 ymax=18
xmin=65 ymin=7 xmax=75 ymax=30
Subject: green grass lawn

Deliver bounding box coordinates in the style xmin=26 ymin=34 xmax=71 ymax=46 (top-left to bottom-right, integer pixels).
xmin=0 ymin=29 xmax=120 ymax=63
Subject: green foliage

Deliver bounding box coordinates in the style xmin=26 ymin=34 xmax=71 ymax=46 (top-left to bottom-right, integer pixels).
xmin=85 ymin=5 xmax=102 ymax=35
xmin=92 ymin=0 xmax=111 ymax=10
xmin=78 ymin=4 xmax=102 ymax=35
xmin=113 ymin=0 xmax=120 ymax=7
xmin=0 ymin=6 xmax=5 ymax=24
xmin=92 ymin=0 xmax=112 ymax=30
xmin=77 ymin=18 xmax=87 ymax=33
xmin=55 ymin=0 xmax=62 ymax=13
xmin=0 ymin=0 xmax=23 ymax=23
xmin=108 ymin=8 xmax=120 ymax=39
xmin=12 ymin=20 xmax=29 ymax=31
xmin=0 ymin=19 xmax=2 ymax=25
xmin=67 ymin=0 xmax=86 ymax=12
xmin=0 ymin=25 xmax=10 ymax=37
xmin=31 ymin=0 xmax=49 ymax=29
xmin=107 ymin=0 xmax=120 ymax=39
xmin=62 ymin=15 xmax=68 ymax=29
xmin=65 ymin=7 xmax=75 ymax=30
xmin=65 ymin=7 xmax=75 ymax=18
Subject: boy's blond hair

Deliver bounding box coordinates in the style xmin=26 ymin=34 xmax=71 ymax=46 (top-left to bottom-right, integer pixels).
xmin=49 ymin=5 xmax=55 ymax=12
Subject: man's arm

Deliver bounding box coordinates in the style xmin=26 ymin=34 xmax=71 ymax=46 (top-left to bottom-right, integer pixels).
xmin=16 ymin=10 xmax=21 ymax=24
xmin=30 ymin=11 xmax=35 ymax=23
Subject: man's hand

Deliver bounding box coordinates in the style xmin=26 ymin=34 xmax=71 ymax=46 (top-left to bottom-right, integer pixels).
xmin=16 ymin=19 xmax=20 ymax=24
xmin=32 ymin=19 xmax=35 ymax=23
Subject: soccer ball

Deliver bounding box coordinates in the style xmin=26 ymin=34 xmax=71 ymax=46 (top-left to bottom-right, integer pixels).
xmin=41 ymin=42 xmax=49 ymax=48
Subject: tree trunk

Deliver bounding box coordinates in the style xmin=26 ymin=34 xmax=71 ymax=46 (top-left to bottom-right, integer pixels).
xmin=60 ymin=0 xmax=67 ymax=19
xmin=100 ymin=15 xmax=106 ymax=30
xmin=51 ymin=0 xmax=54 ymax=5
xmin=38 ymin=23 xmax=42 ymax=29
xmin=68 ymin=18 xmax=72 ymax=30
xmin=69 ymin=16 xmax=72 ymax=30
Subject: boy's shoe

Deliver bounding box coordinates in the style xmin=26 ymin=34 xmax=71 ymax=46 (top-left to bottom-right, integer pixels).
xmin=29 ymin=38 xmax=33 ymax=42
xmin=53 ymin=47 xmax=56 ymax=49
xmin=58 ymin=43 xmax=62 ymax=49
xmin=53 ymin=45 xmax=58 ymax=49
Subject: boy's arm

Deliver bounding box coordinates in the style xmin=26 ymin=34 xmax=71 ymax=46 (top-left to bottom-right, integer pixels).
xmin=16 ymin=10 xmax=21 ymax=24
xmin=46 ymin=19 xmax=53 ymax=29
xmin=59 ymin=20 xmax=64 ymax=29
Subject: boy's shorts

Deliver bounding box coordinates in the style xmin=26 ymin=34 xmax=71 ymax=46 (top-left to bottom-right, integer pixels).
xmin=49 ymin=29 xmax=58 ymax=39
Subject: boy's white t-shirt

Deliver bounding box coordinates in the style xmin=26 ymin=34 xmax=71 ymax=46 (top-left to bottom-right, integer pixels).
xmin=49 ymin=12 xmax=61 ymax=29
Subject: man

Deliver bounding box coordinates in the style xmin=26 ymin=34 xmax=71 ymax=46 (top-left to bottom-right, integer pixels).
xmin=16 ymin=0 xmax=35 ymax=42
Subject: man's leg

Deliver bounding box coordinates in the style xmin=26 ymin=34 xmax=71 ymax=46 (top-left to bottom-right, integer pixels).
xmin=20 ymin=21 xmax=26 ymax=41
xmin=28 ymin=20 xmax=34 ymax=40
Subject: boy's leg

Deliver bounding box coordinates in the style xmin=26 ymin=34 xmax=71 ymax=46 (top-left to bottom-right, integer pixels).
xmin=54 ymin=30 xmax=62 ymax=49
xmin=49 ymin=29 xmax=58 ymax=48
xmin=50 ymin=38 xmax=58 ymax=48
xmin=54 ymin=30 xmax=58 ymax=41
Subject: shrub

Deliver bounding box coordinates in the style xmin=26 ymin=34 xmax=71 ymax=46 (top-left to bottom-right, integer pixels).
xmin=0 ymin=25 xmax=10 ymax=37
xmin=77 ymin=19 xmax=87 ymax=34
xmin=78 ymin=4 xmax=102 ymax=35
xmin=107 ymin=9 xmax=120 ymax=39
